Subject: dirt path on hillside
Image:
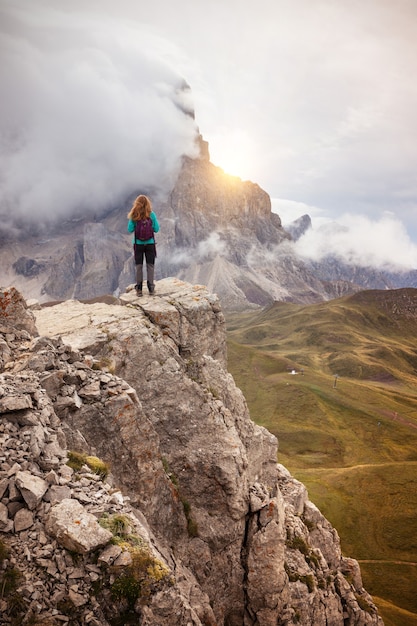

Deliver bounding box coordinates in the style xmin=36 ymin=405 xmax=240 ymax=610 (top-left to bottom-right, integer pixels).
xmin=379 ymin=409 xmax=417 ymax=431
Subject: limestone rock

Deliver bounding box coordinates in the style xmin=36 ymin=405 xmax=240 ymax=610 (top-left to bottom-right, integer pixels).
xmin=15 ymin=471 xmax=49 ymax=510
xmin=0 ymin=286 xmax=38 ymax=335
xmin=98 ymin=544 xmax=122 ymax=565
xmin=68 ymin=588 xmax=88 ymax=607
xmin=0 ymin=282 xmax=383 ymax=626
xmin=45 ymin=498 xmax=113 ymax=553
xmin=14 ymin=507 xmax=34 ymax=531
xmin=44 ymin=484 xmax=72 ymax=504
xmin=0 ymin=394 xmax=33 ymax=413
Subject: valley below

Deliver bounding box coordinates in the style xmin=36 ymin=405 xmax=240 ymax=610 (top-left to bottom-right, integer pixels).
xmin=226 ymin=288 xmax=417 ymax=626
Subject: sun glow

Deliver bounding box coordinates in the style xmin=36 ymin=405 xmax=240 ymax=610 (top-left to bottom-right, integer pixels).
xmin=209 ymin=129 xmax=255 ymax=180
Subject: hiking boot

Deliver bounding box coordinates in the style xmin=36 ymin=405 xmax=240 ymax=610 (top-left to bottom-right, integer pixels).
xmin=147 ymin=281 xmax=155 ymax=295
xmin=135 ymin=283 xmax=143 ymax=297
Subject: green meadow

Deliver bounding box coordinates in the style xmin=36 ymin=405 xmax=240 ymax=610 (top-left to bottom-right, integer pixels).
xmin=227 ymin=289 xmax=417 ymax=625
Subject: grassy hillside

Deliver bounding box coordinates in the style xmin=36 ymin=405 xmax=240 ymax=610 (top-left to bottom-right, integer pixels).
xmin=227 ymin=288 xmax=417 ymax=625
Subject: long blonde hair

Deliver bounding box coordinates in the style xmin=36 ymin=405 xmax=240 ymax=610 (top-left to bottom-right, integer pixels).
xmin=127 ymin=195 xmax=152 ymax=221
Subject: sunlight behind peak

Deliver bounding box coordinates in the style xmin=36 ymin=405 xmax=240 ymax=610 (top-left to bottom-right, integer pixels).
xmin=209 ymin=128 xmax=256 ymax=180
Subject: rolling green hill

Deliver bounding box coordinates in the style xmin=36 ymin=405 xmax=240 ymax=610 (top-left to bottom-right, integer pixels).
xmin=227 ymin=288 xmax=417 ymax=626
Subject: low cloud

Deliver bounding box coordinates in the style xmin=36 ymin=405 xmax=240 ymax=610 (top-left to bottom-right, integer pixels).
xmin=294 ymin=212 xmax=417 ymax=270
xmin=272 ymin=198 xmax=417 ymax=270
xmin=0 ymin=4 xmax=199 ymax=228
xmin=167 ymin=232 xmax=226 ymax=268
xmin=197 ymin=232 xmax=226 ymax=260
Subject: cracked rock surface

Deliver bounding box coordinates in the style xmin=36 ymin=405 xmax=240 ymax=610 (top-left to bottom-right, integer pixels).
xmin=0 ymin=281 xmax=383 ymax=625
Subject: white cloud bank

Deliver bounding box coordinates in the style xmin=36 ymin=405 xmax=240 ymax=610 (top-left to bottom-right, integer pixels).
xmin=0 ymin=3 xmax=199 ymax=227
xmin=273 ymin=197 xmax=417 ymax=270
xmin=297 ymin=213 xmax=417 ymax=269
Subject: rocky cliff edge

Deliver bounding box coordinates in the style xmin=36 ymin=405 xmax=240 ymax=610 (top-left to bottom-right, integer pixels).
xmin=0 ymin=279 xmax=383 ymax=625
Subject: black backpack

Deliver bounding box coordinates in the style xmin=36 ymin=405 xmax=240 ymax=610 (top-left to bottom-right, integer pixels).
xmin=135 ymin=218 xmax=154 ymax=241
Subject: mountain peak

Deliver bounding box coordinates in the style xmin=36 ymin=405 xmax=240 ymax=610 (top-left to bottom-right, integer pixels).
xmin=285 ymin=213 xmax=312 ymax=241
xmin=1 ymin=147 xmax=415 ymax=311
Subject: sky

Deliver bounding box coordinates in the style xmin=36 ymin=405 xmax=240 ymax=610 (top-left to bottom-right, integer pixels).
xmin=1 ymin=0 xmax=417 ymax=268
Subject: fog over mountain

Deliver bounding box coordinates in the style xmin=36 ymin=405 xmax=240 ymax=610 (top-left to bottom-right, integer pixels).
xmin=273 ymin=199 xmax=417 ymax=271
xmin=295 ymin=214 xmax=417 ymax=270
xmin=0 ymin=4 xmax=199 ymax=234
xmin=2 ymin=0 xmax=417 ymax=287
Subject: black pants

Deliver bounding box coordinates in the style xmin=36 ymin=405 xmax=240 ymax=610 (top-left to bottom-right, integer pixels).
xmin=134 ymin=243 xmax=156 ymax=286
xmin=134 ymin=243 xmax=156 ymax=265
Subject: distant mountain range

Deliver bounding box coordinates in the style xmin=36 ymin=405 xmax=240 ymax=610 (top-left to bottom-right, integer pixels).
xmin=1 ymin=136 xmax=416 ymax=309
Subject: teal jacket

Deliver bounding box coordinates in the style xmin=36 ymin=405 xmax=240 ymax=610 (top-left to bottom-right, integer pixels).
xmin=128 ymin=212 xmax=160 ymax=245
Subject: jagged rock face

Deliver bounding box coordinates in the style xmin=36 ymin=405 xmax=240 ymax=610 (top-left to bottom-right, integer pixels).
xmin=307 ymin=256 xmax=395 ymax=291
xmin=0 ymin=285 xmax=216 ymax=625
xmin=384 ymin=268 xmax=417 ymax=289
xmin=168 ymin=155 xmax=281 ymax=247
xmin=43 ymin=223 xmax=131 ymax=300
xmin=0 ymin=145 xmax=414 ymax=310
xmin=13 ymin=257 xmax=46 ymax=278
xmin=0 ymin=278 xmax=380 ymax=626
xmin=151 ymin=153 xmax=335 ymax=310
xmin=285 ymin=214 xmax=312 ymax=241
xmin=0 ymin=140 xmax=340 ymax=309
xmin=0 ymin=286 xmax=38 ymax=336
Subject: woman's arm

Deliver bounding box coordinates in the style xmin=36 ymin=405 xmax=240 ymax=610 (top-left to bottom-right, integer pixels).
xmin=151 ymin=212 xmax=160 ymax=233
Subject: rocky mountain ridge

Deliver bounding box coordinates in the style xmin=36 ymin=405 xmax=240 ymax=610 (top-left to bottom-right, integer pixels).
xmin=2 ymin=138 xmax=415 ymax=312
xmin=0 ymin=280 xmax=383 ymax=625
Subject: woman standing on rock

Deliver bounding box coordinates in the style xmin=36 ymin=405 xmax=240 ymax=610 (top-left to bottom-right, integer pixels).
xmin=127 ymin=194 xmax=160 ymax=297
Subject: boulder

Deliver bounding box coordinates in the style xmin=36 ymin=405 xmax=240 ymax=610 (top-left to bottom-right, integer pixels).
xmin=45 ymin=498 xmax=113 ymax=554
xmin=15 ymin=471 xmax=49 ymax=510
